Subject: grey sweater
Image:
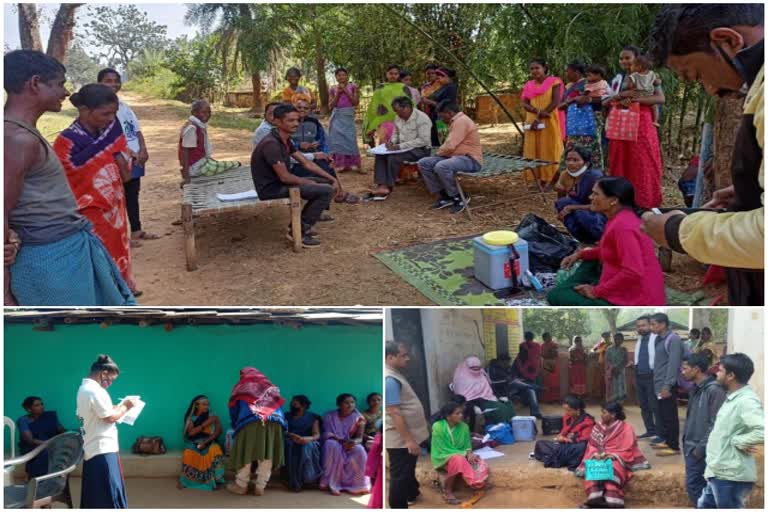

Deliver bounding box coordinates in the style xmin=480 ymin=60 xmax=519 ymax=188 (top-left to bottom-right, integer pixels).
xmin=683 ymin=377 xmax=727 ymax=458
xmin=653 ymin=330 xmax=684 ymax=395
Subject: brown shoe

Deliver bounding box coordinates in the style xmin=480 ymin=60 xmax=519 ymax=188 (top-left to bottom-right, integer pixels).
xmin=253 ymin=487 xmax=265 ymax=496
xmin=226 ymin=482 xmax=248 ymax=495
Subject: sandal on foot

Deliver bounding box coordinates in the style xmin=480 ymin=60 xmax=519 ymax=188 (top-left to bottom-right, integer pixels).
xmin=135 ymin=231 xmax=161 ymax=240
xmin=443 ymin=495 xmax=460 ymax=505
xmin=319 ymin=213 xmax=335 ymax=222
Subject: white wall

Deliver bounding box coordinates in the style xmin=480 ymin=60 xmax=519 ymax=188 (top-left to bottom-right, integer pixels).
xmin=727 ymin=308 xmax=764 ymax=402
xmin=420 ymin=308 xmax=485 ymax=414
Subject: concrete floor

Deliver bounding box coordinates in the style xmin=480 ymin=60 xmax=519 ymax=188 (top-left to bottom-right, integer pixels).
xmin=47 ymin=478 xmax=370 ymax=509
xmin=406 ymin=403 xmax=764 ymax=509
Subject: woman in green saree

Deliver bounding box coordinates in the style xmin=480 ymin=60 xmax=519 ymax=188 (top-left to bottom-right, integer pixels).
xmin=363 ymin=65 xmax=413 ymax=146
xmin=431 ymin=401 xmax=490 ymax=504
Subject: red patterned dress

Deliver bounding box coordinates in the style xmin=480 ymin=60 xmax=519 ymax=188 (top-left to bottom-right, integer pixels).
xmin=54 ymin=119 xmax=134 ymax=290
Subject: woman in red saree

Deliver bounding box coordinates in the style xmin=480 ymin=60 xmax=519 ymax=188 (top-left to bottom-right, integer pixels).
xmin=569 ymin=336 xmax=588 ymax=397
xmin=605 ymin=48 xmax=665 ymax=209
xmin=541 ymin=333 xmax=561 ymax=403
xmin=576 ymin=402 xmax=650 ymax=508
xmin=53 ymin=84 xmax=136 ymax=293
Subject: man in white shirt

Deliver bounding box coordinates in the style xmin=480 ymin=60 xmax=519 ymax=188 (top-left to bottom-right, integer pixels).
xmin=98 ymin=68 xmax=158 ymax=245
xmin=628 ymin=315 xmax=660 ymax=440
xmin=370 ymin=96 xmax=432 ymax=200
xmin=76 ymin=355 xmax=133 ymax=508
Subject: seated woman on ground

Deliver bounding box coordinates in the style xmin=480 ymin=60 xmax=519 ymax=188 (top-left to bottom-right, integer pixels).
xmin=555 ymin=146 xmax=607 ymax=245
xmin=179 ymin=395 xmax=226 ymax=491
xmin=452 ymin=356 xmax=516 ymax=431
xmin=547 ymin=177 xmax=666 ymax=306
xmin=431 ymin=401 xmax=490 ymax=505
xmin=320 ymin=394 xmax=370 ymax=496
xmin=575 ymin=401 xmax=650 ymax=509
xmin=533 ymin=395 xmax=595 ymax=470
xmin=284 ymin=395 xmax=323 ymax=492
xmin=361 ymin=392 xmax=382 ymax=450
xmin=17 ymin=396 xmax=66 ymax=479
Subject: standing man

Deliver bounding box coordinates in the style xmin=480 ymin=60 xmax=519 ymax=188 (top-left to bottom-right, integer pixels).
xmin=97 ymin=68 xmax=158 ymax=245
xmin=385 ymin=340 xmax=429 ymax=509
xmin=630 ymin=315 xmax=659 ymax=439
xmin=514 ymin=331 xmax=543 ymax=418
xmin=680 ymin=353 xmax=727 ymax=506
xmin=699 ymin=353 xmax=764 ymax=508
xmin=417 ymin=101 xmax=483 ymax=214
xmin=645 ymin=4 xmax=764 ymax=305
xmin=650 ymin=313 xmax=684 ymax=456
xmin=4 ymin=50 xmax=135 ymax=306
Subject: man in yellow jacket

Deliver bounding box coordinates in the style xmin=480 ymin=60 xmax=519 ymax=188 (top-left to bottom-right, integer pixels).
xmin=645 ymin=4 xmax=764 ymax=305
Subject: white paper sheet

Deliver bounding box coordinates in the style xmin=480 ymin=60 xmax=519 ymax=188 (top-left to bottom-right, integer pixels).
xmin=216 ymin=190 xmax=259 ymax=202
xmin=117 ymin=395 xmax=145 ymax=426
xmin=366 ymin=143 xmax=411 ymax=155
xmin=473 ymin=447 xmax=505 ymax=460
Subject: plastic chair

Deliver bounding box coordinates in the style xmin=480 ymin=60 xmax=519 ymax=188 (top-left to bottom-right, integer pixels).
xmin=3 ymin=431 xmax=83 ymax=508
xmin=4 ymin=417 xmax=15 ymax=487
xmin=4 ymin=417 xmax=16 ymax=459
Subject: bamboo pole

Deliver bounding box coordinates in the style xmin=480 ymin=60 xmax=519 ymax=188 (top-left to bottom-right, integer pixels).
xmin=381 ymin=4 xmax=525 ymax=140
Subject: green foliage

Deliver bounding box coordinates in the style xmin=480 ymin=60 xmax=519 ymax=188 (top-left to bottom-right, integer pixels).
xmin=63 ymin=41 xmax=102 ymax=88
xmin=708 ymin=310 xmax=729 ymax=342
xmin=522 ymin=308 xmax=591 ymax=344
xmin=165 ymin=35 xmax=229 ymax=103
xmin=127 ymin=48 xmax=167 ymax=81
xmin=122 ymin=67 xmax=178 ymax=100
xmin=82 ymin=5 xmax=168 ymax=75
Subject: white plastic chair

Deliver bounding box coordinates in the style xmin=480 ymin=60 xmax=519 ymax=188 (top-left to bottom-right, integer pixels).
xmin=4 ymin=416 xmax=16 ymax=487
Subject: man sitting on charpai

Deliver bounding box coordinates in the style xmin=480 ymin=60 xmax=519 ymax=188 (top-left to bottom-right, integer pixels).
xmin=178 ymin=100 xmax=241 ymax=183
xmin=417 ymin=101 xmax=483 ymax=214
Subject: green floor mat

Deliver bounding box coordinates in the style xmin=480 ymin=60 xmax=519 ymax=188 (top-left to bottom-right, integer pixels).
xmin=373 ymin=236 xmax=711 ymax=306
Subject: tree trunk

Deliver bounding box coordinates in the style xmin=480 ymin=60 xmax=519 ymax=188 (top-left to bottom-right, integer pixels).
xmin=251 ymin=71 xmax=264 ymax=113
xmin=691 ymin=92 xmax=705 ymax=156
xmin=602 ymin=309 xmax=620 ymax=334
xmin=18 ymin=3 xmax=43 ymax=51
xmin=313 ymin=29 xmax=329 ymax=115
xmin=46 ymin=3 xmax=83 ymax=63
xmin=677 ymin=82 xmax=690 ymax=154
xmin=691 ymin=309 xmax=712 ymax=330
xmin=712 ymin=92 xmax=745 ymax=190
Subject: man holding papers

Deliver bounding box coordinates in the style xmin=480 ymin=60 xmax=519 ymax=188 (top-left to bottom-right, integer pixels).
xmin=370 ymin=96 xmax=433 ymax=201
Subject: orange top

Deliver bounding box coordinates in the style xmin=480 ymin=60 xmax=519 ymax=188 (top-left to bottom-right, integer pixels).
xmin=437 ymin=112 xmax=483 ymax=165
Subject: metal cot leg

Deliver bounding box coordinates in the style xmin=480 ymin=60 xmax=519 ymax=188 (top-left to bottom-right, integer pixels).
xmin=182 ymin=203 xmax=197 ymax=271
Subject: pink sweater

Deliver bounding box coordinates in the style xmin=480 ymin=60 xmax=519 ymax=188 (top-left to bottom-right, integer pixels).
xmin=580 ymin=209 xmax=666 ymax=305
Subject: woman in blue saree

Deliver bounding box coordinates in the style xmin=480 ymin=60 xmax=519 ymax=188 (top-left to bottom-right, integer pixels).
xmin=555 ymin=146 xmax=607 ymax=244
xmin=284 ymin=395 xmax=323 ymax=492
xmin=17 ymin=396 xmax=65 ymax=478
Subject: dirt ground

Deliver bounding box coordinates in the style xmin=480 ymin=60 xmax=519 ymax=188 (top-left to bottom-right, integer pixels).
xmin=124 ymin=93 xmax=722 ymax=306
xmin=59 ymin=477 xmax=369 ymax=509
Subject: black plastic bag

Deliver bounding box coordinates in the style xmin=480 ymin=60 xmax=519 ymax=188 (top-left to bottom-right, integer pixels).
xmin=515 ymin=213 xmax=579 ymax=273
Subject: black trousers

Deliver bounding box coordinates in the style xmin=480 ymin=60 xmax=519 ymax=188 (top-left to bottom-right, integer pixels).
xmin=658 ymin=387 xmax=680 ymax=450
xmin=387 ymin=448 xmax=419 ymax=509
xmin=123 ymin=177 xmax=142 ymax=233
xmin=635 ymin=372 xmax=659 ymax=435
xmin=258 ymin=177 xmax=334 ymax=230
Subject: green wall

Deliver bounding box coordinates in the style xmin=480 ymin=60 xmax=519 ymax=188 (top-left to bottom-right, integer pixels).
xmin=4 ymin=322 xmax=382 ymax=452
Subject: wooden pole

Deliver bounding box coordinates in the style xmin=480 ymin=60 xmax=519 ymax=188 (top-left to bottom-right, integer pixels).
xmin=381 ymin=4 xmax=525 ymax=140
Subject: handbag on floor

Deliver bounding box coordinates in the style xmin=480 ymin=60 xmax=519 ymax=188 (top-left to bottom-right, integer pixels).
xmin=132 ymin=436 xmax=167 ymax=455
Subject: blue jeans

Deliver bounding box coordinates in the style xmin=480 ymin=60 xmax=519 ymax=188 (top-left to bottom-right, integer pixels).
xmin=417 ymin=155 xmax=481 ymax=197
xmin=697 ymin=478 xmax=753 ymax=509
xmin=684 ymin=453 xmax=707 ymax=506
xmin=509 ymin=380 xmax=541 ymax=417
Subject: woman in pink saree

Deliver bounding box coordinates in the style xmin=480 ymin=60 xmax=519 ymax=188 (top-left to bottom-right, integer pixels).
xmin=320 ymin=393 xmax=370 ymax=496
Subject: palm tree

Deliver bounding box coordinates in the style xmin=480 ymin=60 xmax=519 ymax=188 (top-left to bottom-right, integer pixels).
xmin=185 ymin=4 xmax=291 ymax=112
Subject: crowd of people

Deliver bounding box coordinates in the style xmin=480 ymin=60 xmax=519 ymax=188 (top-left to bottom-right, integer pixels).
xmin=3 ymin=4 xmax=763 ymax=306
xmin=17 ymin=357 xmax=382 ymax=508
xmin=386 ymin=323 xmax=764 ymax=510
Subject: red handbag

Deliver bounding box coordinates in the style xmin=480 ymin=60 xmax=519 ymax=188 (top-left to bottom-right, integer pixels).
xmin=606 ymin=102 xmax=640 ymax=142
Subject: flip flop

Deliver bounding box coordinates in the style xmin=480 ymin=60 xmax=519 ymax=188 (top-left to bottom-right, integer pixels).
xmin=444 ymin=496 xmax=461 ymax=505
xmin=136 ymin=231 xmax=161 ymax=240
xmin=371 ymin=194 xmax=389 ymax=201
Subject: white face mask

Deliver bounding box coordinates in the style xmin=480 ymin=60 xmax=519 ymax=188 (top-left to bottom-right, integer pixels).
xmin=567 ymin=164 xmax=589 ymax=178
